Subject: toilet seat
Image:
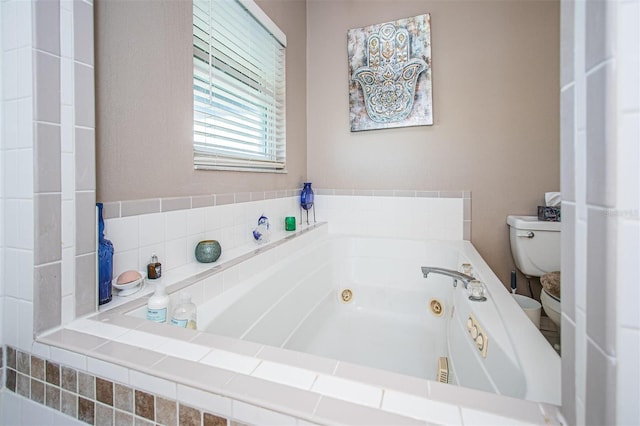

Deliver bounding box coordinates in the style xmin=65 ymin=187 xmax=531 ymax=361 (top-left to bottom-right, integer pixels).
xmin=540 ymin=288 xmax=561 ymax=329
xmin=543 ymin=287 xmax=560 ymax=303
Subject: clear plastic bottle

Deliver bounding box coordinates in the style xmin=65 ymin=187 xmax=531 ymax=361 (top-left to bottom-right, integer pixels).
xmin=170 ymin=293 xmax=197 ymax=329
xmin=146 ymin=282 xmax=169 ymax=323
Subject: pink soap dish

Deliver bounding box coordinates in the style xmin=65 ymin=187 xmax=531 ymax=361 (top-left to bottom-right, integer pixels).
xmin=113 ymin=270 xmax=145 ymax=296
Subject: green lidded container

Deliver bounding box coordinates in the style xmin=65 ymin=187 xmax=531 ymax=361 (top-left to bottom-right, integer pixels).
xmin=195 ymin=240 xmax=222 ymax=263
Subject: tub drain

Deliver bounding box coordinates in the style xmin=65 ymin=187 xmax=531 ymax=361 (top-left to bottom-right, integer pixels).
xmin=430 ymin=299 xmax=444 ymax=317
xmin=340 ymin=288 xmax=353 ymax=303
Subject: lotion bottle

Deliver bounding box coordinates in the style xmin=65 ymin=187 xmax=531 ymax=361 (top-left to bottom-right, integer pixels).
xmin=146 ymin=282 xmax=169 ymax=323
xmin=170 ymin=293 xmax=197 ymax=329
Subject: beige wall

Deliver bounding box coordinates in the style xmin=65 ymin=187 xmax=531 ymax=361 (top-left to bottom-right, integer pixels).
xmin=306 ymin=0 xmax=560 ymax=288
xmin=95 ymin=0 xmax=559 ymax=288
xmin=95 ymin=0 xmax=307 ymax=202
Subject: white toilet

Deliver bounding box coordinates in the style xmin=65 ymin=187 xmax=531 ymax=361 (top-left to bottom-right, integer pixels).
xmin=507 ymin=215 xmax=561 ymax=328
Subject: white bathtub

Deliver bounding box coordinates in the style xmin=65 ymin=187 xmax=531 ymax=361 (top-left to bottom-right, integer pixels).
xmin=189 ymin=233 xmax=560 ymax=404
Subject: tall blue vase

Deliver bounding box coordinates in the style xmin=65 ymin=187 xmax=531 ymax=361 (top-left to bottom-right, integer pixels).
xmin=300 ymin=182 xmax=314 ymax=210
xmin=97 ymin=203 xmax=113 ymax=305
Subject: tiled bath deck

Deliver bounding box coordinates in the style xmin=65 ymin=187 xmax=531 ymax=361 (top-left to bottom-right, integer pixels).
xmin=13 ymin=226 xmax=563 ymax=426
xmin=5 ymin=216 xmax=562 ymax=425
xmin=26 ymin=318 xmax=563 ymax=426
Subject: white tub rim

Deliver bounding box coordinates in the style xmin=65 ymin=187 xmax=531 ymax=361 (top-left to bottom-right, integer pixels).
xmin=37 ymin=225 xmax=561 ymax=425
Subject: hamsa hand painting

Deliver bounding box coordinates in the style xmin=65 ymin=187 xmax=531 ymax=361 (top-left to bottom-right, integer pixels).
xmin=348 ymin=14 xmax=433 ymax=131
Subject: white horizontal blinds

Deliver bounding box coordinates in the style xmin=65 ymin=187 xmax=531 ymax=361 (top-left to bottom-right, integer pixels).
xmin=193 ymin=0 xmax=286 ymax=171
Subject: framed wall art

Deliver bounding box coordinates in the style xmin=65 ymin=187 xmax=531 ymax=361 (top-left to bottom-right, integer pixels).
xmin=348 ymin=14 xmax=432 ymax=132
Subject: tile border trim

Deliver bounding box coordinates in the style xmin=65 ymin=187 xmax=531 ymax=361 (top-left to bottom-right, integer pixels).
xmin=101 ymin=189 xmax=472 ymax=217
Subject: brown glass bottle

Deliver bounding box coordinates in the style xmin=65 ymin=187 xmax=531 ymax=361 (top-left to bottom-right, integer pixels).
xmin=147 ymin=253 xmax=162 ymax=279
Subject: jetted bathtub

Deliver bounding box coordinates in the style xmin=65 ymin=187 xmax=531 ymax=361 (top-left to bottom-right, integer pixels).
xmin=187 ymin=233 xmax=561 ymax=404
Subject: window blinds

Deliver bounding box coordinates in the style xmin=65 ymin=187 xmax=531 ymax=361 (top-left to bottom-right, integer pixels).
xmin=193 ymin=0 xmax=286 ymax=171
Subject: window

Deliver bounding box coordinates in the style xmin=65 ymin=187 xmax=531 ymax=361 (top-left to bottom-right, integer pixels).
xmin=193 ymin=0 xmax=287 ymax=172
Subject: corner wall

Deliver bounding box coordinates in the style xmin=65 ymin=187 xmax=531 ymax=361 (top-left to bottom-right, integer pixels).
xmin=560 ymin=0 xmax=640 ymax=424
xmin=306 ymin=0 xmax=560 ymax=289
xmin=1 ymin=0 xmax=96 ymax=347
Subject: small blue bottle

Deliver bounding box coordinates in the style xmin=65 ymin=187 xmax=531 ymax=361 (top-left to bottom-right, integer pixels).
xmin=97 ymin=203 xmax=113 ymax=305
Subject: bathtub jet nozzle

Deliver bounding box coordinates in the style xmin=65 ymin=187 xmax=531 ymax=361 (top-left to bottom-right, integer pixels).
xmin=421 ymin=267 xmax=475 ymax=289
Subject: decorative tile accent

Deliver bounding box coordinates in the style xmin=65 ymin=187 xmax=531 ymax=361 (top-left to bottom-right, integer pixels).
xmin=46 ymin=360 xmax=61 ymax=385
xmin=250 ymin=191 xmax=265 ymax=201
xmin=114 ymin=410 xmax=133 ymax=426
xmin=156 ymin=396 xmax=177 ymax=426
xmin=7 ymin=368 xmax=17 ymax=392
xmin=34 ymin=262 xmax=63 ymax=333
xmin=102 ymin=202 xmax=121 ymax=220
xmin=31 ymin=355 xmax=45 ymax=380
xmin=135 ymin=390 xmax=155 ymax=421
xmin=61 ymin=390 xmax=78 ymax=418
xmin=203 ymin=413 xmax=227 ymax=426
xmin=214 ymin=193 xmax=235 ymax=206
xmin=30 ymin=378 xmax=45 ymax=404
xmin=34 ymin=122 xmax=62 ymax=193
xmin=34 ymin=50 xmax=61 ymax=123
xmin=61 ymin=365 xmax=78 ymax=392
xmin=75 ymin=252 xmax=97 ymax=317
xmin=96 ymin=402 xmax=115 ymax=426
xmin=7 ymin=346 xmax=17 ymax=369
xmin=78 ymin=396 xmax=96 ymax=424
xmin=162 ymin=197 xmax=192 ymax=212
xmin=179 ymin=404 xmax=202 ymax=426
xmin=121 ymin=199 xmax=161 ymax=217
xmin=192 ymin=195 xmax=215 ymax=209
xmin=17 ymin=351 xmax=30 ymax=374
xmin=3 ymin=341 xmax=236 ymax=426
xmin=46 ymin=384 xmax=61 ymax=410
xmin=114 ymin=383 xmax=134 ymax=412
xmin=96 ymin=377 xmax=114 ymax=406
xmin=17 ymin=373 xmax=30 ymax=397
xmin=78 ymin=370 xmax=95 ymax=399
xmin=234 ymin=192 xmax=251 ymax=203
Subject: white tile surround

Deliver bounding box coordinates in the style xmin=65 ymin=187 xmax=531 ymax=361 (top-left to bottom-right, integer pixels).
xmin=35 ymin=212 xmax=563 ymax=426
xmin=560 ymin=0 xmax=640 ymax=425
xmin=101 ymin=190 xmax=470 ymax=297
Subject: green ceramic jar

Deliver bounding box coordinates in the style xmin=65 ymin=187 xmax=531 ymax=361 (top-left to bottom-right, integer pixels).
xmin=195 ymin=240 xmax=222 ymax=263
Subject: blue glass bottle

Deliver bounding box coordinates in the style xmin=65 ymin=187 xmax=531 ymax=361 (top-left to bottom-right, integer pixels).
xmin=300 ymin=182 xmax=314 ymax=210
xmin=97 ymin=203 xmax=113 ymax=305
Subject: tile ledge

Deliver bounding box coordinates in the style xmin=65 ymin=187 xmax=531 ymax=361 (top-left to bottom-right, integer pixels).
xmin=35 ymin=325 xmax=558 ymax=426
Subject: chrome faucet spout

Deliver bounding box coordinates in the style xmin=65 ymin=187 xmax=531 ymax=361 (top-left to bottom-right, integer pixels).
xmin=421 ymin=266 xmax=475 ymax=289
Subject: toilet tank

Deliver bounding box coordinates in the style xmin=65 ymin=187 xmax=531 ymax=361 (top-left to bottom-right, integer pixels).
xmin=507 ymin=215 xmax=561 ymax=277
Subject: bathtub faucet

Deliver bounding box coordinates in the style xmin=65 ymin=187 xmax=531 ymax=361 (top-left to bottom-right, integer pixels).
xmin=421 ymin=267 xmax=475 ymax=289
